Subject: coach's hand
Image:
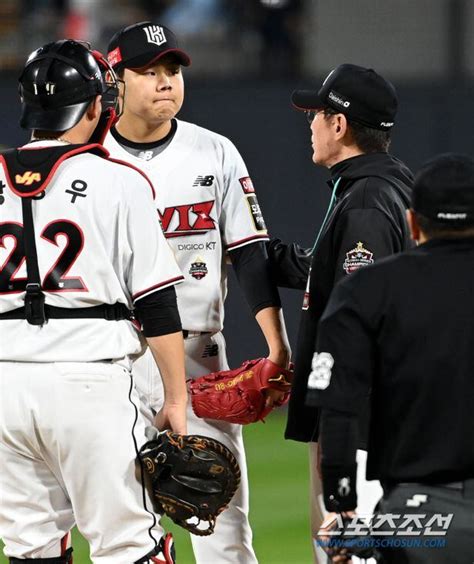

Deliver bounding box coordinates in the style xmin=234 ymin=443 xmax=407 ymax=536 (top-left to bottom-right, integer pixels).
xmin=317 ymin=512 xmax=356 ymax=563
xmin=155 ymin=400 xmax=187 ymax=435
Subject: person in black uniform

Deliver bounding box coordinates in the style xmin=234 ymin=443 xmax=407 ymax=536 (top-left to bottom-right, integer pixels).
xmin=268 ymin=63 xmax=413 ymax=560
xmin=310 ymin=153 xmax=474 ymax=563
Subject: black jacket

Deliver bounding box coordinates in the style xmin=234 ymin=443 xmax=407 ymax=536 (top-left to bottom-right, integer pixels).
xmin=268 ymin=152 xmax=414 ymax=443
xmin=310 ymin=237 xmax=474 ymax=483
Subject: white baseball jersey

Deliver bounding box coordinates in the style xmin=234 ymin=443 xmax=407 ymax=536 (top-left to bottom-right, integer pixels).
xmin=0 ymin=140 xmax=183 ymax=362
xmin=104 ymin=120 xmax=269 ymax=332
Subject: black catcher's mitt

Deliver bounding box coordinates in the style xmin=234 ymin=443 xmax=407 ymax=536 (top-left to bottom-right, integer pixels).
xmin=136 ymin=429 xmax=241 ymax=536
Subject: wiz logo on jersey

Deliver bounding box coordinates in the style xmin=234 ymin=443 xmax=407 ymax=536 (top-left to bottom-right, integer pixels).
xmin=159 ymin=200 xmax=216 ymax=238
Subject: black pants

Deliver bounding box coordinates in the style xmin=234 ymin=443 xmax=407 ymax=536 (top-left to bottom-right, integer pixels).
xmin=376 ymin=481 xmax=474 ymax=563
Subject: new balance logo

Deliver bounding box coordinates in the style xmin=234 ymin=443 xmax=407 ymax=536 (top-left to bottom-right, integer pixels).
xmin=15 ymin=171 xmax=41 ymax=186
xmin=143 ymin=25 xmax=167 ymax=46
xmin=138 ymin=150 xmax=154 ymax=161
xmin=202 ymin=344 xmax=219 ymax=358
xmin=193 ymin=175 xmax=214 ymax=187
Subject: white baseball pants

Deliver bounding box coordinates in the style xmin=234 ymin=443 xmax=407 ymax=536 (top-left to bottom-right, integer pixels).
xmin=0 ymin=361 xmax=163 ymax=564
xmin=134 ymin=331 xmax=258 ymax=564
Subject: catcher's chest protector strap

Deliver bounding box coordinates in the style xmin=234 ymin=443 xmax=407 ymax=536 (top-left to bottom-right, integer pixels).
xmin=134 ymin=533 xmax=175 ymax=564
xmin=0 ymin=144 xmax=132 ymax=325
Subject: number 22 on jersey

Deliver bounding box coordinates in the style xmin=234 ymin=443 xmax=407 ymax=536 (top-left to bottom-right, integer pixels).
xmin=0 ymin=220 xmax=86 ymax=294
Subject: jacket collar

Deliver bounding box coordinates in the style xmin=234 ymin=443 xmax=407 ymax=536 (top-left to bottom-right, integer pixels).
xmin=329 ymin=152 xmax=389 ymax=180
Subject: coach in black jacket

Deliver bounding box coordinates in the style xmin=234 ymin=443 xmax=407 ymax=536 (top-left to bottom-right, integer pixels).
xmin=268 ymin=64 xmax=413 ymax=562
xmin=312 ymin=153 xmax=474 ymax=563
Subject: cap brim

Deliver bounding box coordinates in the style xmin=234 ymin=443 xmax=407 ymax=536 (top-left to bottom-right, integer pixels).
xmin=291 ymin=90 xmax=325 ymax=110
xmin=128 ymin=48 xmax=191 ymax=70
xmin=20 ymin=100 xmax=90 ymax=132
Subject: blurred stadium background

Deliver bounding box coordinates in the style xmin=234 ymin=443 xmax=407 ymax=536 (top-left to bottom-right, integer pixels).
xmin=0 ymin=1 xmax=472 ymax=562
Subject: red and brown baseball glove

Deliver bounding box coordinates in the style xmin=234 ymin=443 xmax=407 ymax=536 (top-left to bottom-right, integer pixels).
xmin=189 ymin=358 xmax=293 ymax=425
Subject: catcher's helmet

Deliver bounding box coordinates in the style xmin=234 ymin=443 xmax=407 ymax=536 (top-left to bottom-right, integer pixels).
xmin=19 ymin=39 xmax=120 ymax=132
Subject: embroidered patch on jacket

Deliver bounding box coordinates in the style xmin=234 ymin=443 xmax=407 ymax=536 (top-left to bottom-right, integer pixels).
xmin=343 ymin=241 xmax=374 ymax=274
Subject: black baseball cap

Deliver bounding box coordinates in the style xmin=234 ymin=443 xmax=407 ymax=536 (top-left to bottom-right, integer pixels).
xmin=412 ymin=153 xmax=474 ymax=224
xmin=292 ymin=64 xmax=397 ymax=131
xmin=107 ymin=21 xmax=191 ymax=71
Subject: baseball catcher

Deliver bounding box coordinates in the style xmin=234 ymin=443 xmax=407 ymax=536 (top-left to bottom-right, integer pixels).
xmin=189 ymin=358 xmax=293 ymax=424
xmin=137 ymin=429 xmax=241 ymax=536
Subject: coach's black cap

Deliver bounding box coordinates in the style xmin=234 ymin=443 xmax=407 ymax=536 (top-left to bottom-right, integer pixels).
xmin=412 ymin=153 xmax=474 ymax=224
xmin=107 ymin=21 xmax=191 ymax=71
xmin=292 ymin=64 xmax=397 ymax=131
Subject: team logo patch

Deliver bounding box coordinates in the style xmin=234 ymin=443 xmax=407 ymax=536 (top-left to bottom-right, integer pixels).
xmin=107 ymin=47 xmax=122 ymax=67
xmin=239 ymin=176 xmax=255 ymax=194
xmin=143 ymin=25 xmax=167 ymax=46
xmin=246 ymin=195 xmax=266 ymax=232
xmin=15 ymin=171 xmax=41 ymax=186
xmin=189 ymin=256 xmax=208 ymax=280
xmin=343 ymin=241 xmax=374 ymax=274
xmin=307 ymin=352 xmax=334 ymax=390
xmin=193 ymin=175 xmax=214 ymax=187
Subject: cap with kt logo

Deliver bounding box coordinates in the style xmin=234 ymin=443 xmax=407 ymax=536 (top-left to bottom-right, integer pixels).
xmin=107 ymin=21 xmax=191 ymax=71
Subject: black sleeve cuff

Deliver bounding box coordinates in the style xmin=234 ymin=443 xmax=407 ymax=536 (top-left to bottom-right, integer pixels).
xmin=134 ymin=286 xmax=182 ymax=337
xmin=321 ymin=463 xmax=358 ymax=512
xmin=320 ymin=408 xmax=359 ymax=512
xmin=229 ymin=242 xmax=281 ymax=315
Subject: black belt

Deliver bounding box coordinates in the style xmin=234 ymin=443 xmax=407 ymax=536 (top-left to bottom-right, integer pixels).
xmin=384 ymin=479 xmax=474 ymax=492
xmin=182 ymin=330 xmax=211 ymax=339
xmin=0 ymin=303 xmax=132 ymax=321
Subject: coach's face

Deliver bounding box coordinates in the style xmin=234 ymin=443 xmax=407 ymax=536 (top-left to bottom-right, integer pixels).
xmin=122 ymin=55 xmax=185 ymax=124
xmin=310 ymin=110 xmax=347 ymax=168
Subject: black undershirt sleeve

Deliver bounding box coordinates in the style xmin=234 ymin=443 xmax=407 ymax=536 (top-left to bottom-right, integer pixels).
xmin=320 ymin=408 xmax=359 ymax=512
xmin=134 ymin=285 xmax=182 ymax=338
xmin=229 ymin=242 xmax=282 ymax=316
